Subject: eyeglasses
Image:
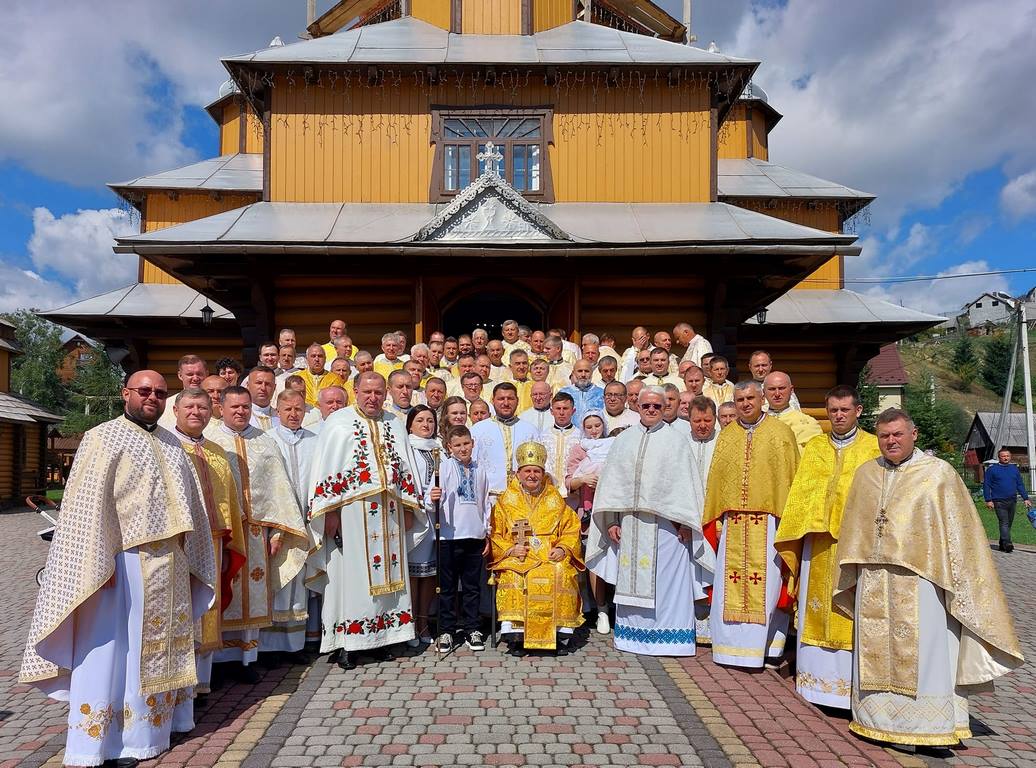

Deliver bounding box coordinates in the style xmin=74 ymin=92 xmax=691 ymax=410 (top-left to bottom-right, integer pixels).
xmin=604 ymin=393 xmax=623 ymax=398
xmin=126 ymin=386 xmax=169 ymax=400
xmin=640 ymin=403 xmax=662 ymax=411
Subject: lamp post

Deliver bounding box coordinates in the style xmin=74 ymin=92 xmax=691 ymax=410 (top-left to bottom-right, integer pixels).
xmin=755 ymin=308 xmax=768 ymax=325
xmin=201 ymin=301 xmax=214 ymax=327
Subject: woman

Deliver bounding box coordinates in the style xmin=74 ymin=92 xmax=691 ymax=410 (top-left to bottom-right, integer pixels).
xmin=439 ymin=396 xmax=470 ymax=450
xmin=406 ymin=405 xmax=443 ymax=646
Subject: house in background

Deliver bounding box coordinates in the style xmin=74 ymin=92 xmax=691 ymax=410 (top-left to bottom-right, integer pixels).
xmin=56 ymin=330 xmax=100 ymax=384
xmin=0 ymin=318 xmax=63 ymax=506
xmin=864 ymin=342 xmax=908 ymax=411
xmin=963 ymin=411 xmax=1033 ymax=482
xmin=958 ymin=292 xmax=1016 ymax=331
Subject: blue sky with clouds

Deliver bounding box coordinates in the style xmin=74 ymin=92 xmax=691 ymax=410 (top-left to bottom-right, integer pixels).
xmin=1 ymin=0 xmax=1034 ymax=315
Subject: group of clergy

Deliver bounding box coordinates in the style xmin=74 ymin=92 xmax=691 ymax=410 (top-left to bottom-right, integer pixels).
xmin=20 ymin=318 xmax=1024 ymax=768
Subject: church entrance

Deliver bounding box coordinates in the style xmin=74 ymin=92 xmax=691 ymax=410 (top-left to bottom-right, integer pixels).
xmin=440 ymin=289 xmax=544 ymax=338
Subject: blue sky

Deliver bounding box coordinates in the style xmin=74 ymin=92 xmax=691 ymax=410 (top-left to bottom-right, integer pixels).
xmin=1 ymin=0 xmax=1034 ymax=315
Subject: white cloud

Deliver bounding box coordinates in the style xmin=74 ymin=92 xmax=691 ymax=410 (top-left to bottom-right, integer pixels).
xmin=861 ymin=259 xmax=1009 ymax=316
xmin=0 ymin=264 xmax=75 ymax=314
xmin=1000 ymin=170 xmax=1036 ymax=219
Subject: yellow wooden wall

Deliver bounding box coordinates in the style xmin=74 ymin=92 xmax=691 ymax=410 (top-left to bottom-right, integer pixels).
xmin=24 ymin=424 xmax=41 ymax=492
xmin=148 ymin=337 xmax=244 ymax=392
xmin=218 ymin=98 xmax=264 ymax=156
xmin=0 ymin=424 xmax=13 ymax=500
xmin=736 ymin=200 xmax=842 ymax=290
xmin=275 ymin=276 xmax=415 ymax=352
xmin=736 ymin=342 xmax=838 ymax=410
xmin=750 ymin=109 xmax=768 ymax=161
xmin=717 ymin=103 xmax=748 ymax=159
xmin=269 ymin=76 xmax=712 ymax=203
xmin=141 ymin=191 xmax=260 ymax=285
xmin=462 ymin=0 xmax=521 ymax=33
xmin=579 ymin=276 xmax=707 ymax=343
xmin=532 ymin=0 xmax=572 ymax=31
xmin=411 ymin=0 xmax=452 ymax=28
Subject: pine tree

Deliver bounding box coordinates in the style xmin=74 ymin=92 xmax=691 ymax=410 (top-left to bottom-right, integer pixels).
xmin=904 ymin=370 xmax=968 ymax=458
xmin=980 ymin=334 xmax=1013 ymax=394
xmin=856 ymin=363 xmax=880 ymax=431
xmin=61 ymin=349 xmax=124 ymax=435
xmin=949 ymin=333 xmax=979 ymax=390
xmin=1 ymin=310 xmax=66 ymax=411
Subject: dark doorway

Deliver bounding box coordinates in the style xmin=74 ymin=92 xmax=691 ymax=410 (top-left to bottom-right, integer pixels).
xmin=441 ymin=290 xmax=544 ymax=338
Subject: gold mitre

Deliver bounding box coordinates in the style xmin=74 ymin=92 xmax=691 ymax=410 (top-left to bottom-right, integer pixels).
xmin=515 ymin=441 xmax=547 ymax=469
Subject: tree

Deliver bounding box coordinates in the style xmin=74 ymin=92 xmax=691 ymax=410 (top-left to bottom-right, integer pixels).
xmin=1 ymin=310 xmax=66 ymax=411
xmin=980 ymin=334 xmax=1014 ymax=394
xmin=61 ymin=348 xmax=124 ymax=435
xmin=904 ymin=370 xmax=968 ymax=459
xmin=856 ymin=363 xmax=880 ymax=431
xmin=949 ymin=333 xmax=979 ymax=390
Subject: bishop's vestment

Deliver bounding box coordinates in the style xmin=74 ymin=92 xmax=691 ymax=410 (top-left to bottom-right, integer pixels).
xmin=490 ymin=476 xmax=585 ymax=649
xmin=306 ymin=407 xmax=429 ymax=652
xmin=21 ymin=416 xmax=217 ymax=766
xmin=774 ymin=428 xmax=879 ymax=708
xmin=587 ymin=421 xmax=713 ymax=656
xmin=835 ymin=450 xmax=1023 ymax=746
xmin=703 ymin=414 xmax=799 ymax=668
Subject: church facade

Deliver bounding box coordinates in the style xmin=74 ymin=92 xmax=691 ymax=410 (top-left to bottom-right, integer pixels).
xmin=42 ymin=0 xmax=942 ymax=410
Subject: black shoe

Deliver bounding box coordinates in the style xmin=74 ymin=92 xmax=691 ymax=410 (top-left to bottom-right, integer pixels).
xmin=338 ymin=651 xmax=357 ymax=670
xmin=327 ymin=648 xmax=342 ymax=664
xmin=999 ymin=541 xmax=1007 ymax=552
xmin=105 ymin=758 xmax=140 ymax=768
xmin=232 ymin=663 xmax=261 ymax=684
xmin=1005 ymin=543 xmax=1015 ymax=553
xmin=507 ymin=641 xmax=527 ymax=657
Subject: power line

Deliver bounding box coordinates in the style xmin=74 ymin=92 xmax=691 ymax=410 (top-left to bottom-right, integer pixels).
xmin=798 ymin=267 xmax=1036 ymax=286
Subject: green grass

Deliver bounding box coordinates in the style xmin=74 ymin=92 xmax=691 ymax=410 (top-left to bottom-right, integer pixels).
xmin=973 ymin=496 xmax=1036 ymax=546
xmin=45 ymin=488 xmax=63 ymax=502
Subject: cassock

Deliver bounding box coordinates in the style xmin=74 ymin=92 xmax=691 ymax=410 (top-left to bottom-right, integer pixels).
xmin=645 ymin=373 xmax=685 ymax=391
xmin=602 ymin=408 xmax=641 ymax=432
xmin=470 ymin=417 xmax=540 ymax=497
xmin=266 ymin=423 xmax=319 ymax=652
xmin=702 ymin=414 xmax=798 ymax=668
xmin=687 ymin=428 xmax=718 ymax=644
xmin=174 ymin=430 xmax=247 ymax=694
xmin=20 ymin=416 xmax=216 ymax=767
xmin=518 ymin=406 xmax=553 ymax=433
xmin=558 ymin=383 xmax=605 ymax=426
xmin=306 ymin=407 xmax=429 ymax=652
xmin=373 ymin=354 xmax=405 ymax=380
xmin=490 ymin=475 xmax=585 ymax=649
xmin=208 ymin=424 xmax=309 ymax=664
xmin=586 ymin=422 xmax=713 ymax=656
xmin=835 ymin=450 xmax=1024 ymax=746
xmin=774 ymin=428 xmax=879 ymax=709
xmin=769 ymin=407 xmax=823 ymax=454
xmin=539 ymin=424 xmax=583 ymax=504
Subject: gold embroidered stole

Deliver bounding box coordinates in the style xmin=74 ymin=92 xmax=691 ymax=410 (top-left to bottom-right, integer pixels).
xmin=364 ymin=419 xmax=407 ymax=596
xmin=857 ymin=566 xmax=919 ymax=695
xmin=138 ymin=537 xmax=198 ymax=695
xmin=225 ymin=434 xmax=271 ymax=629
xmin=722 ymin=428 xmax=769 ymax=624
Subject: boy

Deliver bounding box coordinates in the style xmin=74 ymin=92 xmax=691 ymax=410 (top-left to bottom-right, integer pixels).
xmin=702 ymin=355 xmax=734 ymax=408
xmin=427 ymin=425 xmax=491 ymax=652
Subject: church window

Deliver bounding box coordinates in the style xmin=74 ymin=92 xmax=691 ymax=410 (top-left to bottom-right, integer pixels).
xmin=430 ymin=107 xmax=555 ymax=201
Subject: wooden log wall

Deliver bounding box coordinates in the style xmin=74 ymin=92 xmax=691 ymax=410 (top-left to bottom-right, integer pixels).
xmin=579 ymin=276 xmax=707 ymax=348
xmin=0 ymin=424 xmax=14 ymax=501
xmin=147 ymin=337 xmax=245 ymax=392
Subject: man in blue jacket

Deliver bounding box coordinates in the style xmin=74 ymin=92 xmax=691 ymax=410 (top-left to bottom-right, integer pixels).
xmin=983 ymin=449 xmax=1032 ymax=552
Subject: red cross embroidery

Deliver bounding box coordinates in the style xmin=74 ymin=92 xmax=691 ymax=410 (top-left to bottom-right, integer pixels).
xmin=748 ymin=572 xmax=763 ymax=585
xmin=729 ymin=571 xmax=741 ymax=584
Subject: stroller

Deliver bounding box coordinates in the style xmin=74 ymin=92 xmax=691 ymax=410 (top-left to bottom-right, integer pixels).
xmin=25 ymin=495 xmax=59 ymax=586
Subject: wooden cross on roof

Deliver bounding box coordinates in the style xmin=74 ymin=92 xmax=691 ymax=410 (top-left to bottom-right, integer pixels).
xmin=511 ymin=518 xmax=533 ymax=548
xmin=477 ymin=141 xmax=504 ymax=177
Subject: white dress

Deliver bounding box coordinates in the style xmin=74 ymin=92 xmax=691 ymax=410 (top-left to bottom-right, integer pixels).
xmin=407 ymin=435 xmax=443 ymax=577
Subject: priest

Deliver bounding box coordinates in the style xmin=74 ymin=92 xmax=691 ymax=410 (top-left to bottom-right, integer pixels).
xmin=208 ymin=386 xmax=309 ymax=681
xmin=586 ymin=386 xmax=713 ymax=657
xmin=774 ymin=385 xmax=879 ymax=709
xmin=298 ymin=344 xmax=345 ymax=407
xmin=490 ymin=441 xmax=585 ymax=655
xmin=763 ymin=371 xmax=822 ymax=453
xmin=306 ymin=371 xmax=429 ymax=670
xmin=703 ymin=380 xmax=799 ymax=668
xmin=171 ymin=388 xmax=247 ymax=697
xmin=21 ymin=371 xmax=216 ymax=768
xmin=686 ymin=395 xmax=720 ymax=645
xmin=471 ymin=382 xmax=540 ymax=499
xmin=835 ymin=408 xmax=1023 ymax=746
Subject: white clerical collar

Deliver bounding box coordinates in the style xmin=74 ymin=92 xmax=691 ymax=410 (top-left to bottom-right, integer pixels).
xmin=881 ymin=448 xmax=921 ymax=469
xmin=829 ymin=425 xmax=858 ymax=449
xmin=174 ymin=426 xmax=205 ymax=444
xmin=253 ymin=404 xmax=272 ymax=416
xmin=220 ymin=422 xmax=249 ymax=437
xmin=738 ymin=412 xmax=766 ymax=431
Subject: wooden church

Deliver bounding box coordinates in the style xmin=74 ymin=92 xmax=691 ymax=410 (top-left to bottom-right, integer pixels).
xmin=42 ymin=0 xmax=943 ymax=408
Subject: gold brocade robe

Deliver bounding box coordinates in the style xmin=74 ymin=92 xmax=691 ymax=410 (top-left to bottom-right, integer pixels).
xmin=209 ymin=425 xmax=309 ymax=632
xmin=298 ymin=369 xmax=345 ymax=408
xmin=489 ymin=476 xmax=585 ymax=649
xmin=774 ymin=430 xmax=879 ymax=650
xmin=835 ymin=451 xmax=1023 ymax=697
xmin=769 ymin=408 xmax=824 ymax=455
xmin=703 ymin=416 xmax=799 ymax=624
xmin=178 ymin=436 xmax=248 ymax=654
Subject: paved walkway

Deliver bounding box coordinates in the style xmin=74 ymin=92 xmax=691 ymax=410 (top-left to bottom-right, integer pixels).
xmin=1 ymin=509 xmax=1033 ymax=768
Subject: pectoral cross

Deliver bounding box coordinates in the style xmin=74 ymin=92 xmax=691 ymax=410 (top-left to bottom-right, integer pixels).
xmin=511 ymin=518 xmax=533 ymax=548
xmin=478 ymin=141 xmax=504 ymax=177
xmin=875 ymin=508 xmax=890 ymax=539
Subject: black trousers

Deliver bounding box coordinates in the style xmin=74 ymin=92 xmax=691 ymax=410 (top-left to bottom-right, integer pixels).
xmin=438 ymin=538 xmax=484 ymax=636
xmin=993 ymin=498 xmax=1016 ymax=544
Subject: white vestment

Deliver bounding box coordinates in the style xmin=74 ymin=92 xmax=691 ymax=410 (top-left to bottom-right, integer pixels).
xmin=518 ymin=407 xmax=553 ymax=433
xmin=796 ymin=537 xmax=852 ymax=708
xmin=538 ymin=425 xmax=583 ymax=502
xmin=603 ymin=408 xmax=641 ymax=432
xmin=709 ymin=516 xmax=789 ymax=667
xmin=586 ymin=421 xmax=713 ymax=657
xmin=307 ymin=407 xmax=428 ymax=653
xmin=687 ymin=431 xmax=718 ymax=644
xmin=470 ymin=417 xmax=540 ymax=496
xmin=249 ymin=404 xmax=274 ymax=431
xmin=679 ymin=335 xmax=713 ymax=366
xmin=263 ymin=424 xmax=318 ymax=652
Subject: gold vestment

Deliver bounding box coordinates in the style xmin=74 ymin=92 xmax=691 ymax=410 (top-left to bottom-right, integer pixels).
xmin=489 ymin=476 xmax=585 ymax=649
xmin=299 ymin=369 xmax=345 ymax=407
xmin=703 ymin=415 xmax=799 ymax=624
xmin=775 ymin=430 xmax=879 ymax=650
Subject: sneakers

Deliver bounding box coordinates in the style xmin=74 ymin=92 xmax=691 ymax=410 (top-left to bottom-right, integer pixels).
xmin=435 ymin=633 xmax=455 ymax=654
xmin=466 ymin=631 xmax=486 ymax=652
xmin=596 ymin=612 xmax=611 ymax=635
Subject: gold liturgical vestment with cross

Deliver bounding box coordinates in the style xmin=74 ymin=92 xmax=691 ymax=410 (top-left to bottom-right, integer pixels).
xmin=490 ymin=476 xmax=585 ymax=649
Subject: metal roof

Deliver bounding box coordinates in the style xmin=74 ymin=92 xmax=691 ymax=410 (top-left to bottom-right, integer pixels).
xmin=717 ymin=159 xmax=874 ymax=204
xmin=968 ymin=412 xmax=1036 ymax=450
xmin=744 ymin=289 xmax=945 ymax=326
xmin=0 ymin=392 xmax=63 ymax=425
xmin=39 ymin=284 xmax=233 ymax=321
xmin=114 ymin=200 xmax=857 ymax=249
xmin=109 ymin=154 xmax=263 ymax=199
xmin=224 ymin=17 xmax=758 ymax=68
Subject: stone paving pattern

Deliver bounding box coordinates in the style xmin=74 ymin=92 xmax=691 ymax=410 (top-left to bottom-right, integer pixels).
xmin=1 ymin=509 xmax=1033 ymax=768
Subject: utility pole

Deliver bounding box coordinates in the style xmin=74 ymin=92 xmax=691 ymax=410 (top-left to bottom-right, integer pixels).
xmin=1021 ymin=303 xmax=1036 ymax=489
xmin=683 ymin=0 xmax=697 ymax=44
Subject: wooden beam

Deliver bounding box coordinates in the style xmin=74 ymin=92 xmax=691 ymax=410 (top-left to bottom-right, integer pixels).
xmin=451 ymin=0 xmax=462 ymax=32
xmin=262 ymin=93 xmax=271 ymax=202
xmin=238 ymin=95 xmax=247 ymax=154
xmin=522 ymin=0 xmax=533 ymax=34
